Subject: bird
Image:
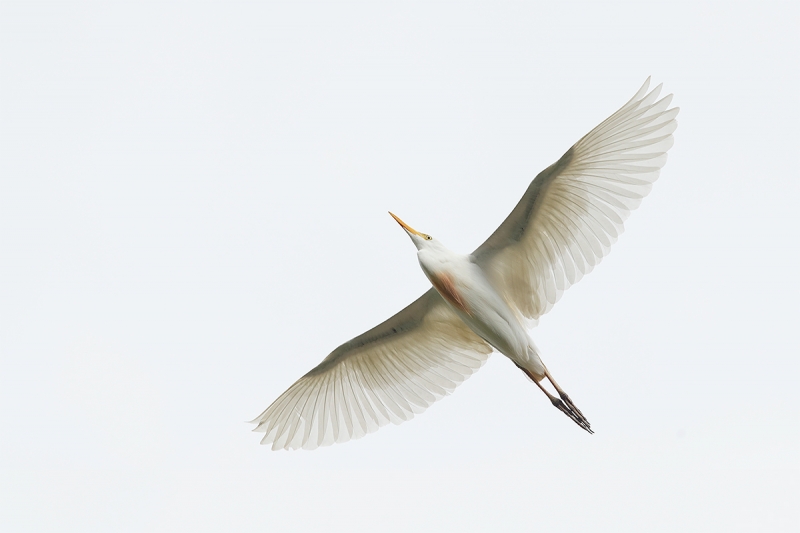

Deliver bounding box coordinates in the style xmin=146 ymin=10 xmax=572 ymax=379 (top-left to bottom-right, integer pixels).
xmin=251 ymin=78 xmax=678 ymax=450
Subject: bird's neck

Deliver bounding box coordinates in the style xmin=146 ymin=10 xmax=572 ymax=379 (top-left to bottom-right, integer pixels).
xmin=417 ymin=244 xmax=468 ymax=275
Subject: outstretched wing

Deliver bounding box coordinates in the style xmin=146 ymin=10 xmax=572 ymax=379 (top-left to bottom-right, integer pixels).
xmin=473 ymin=78 xmax=679 ymax=324
xmin=251 ymin=289 xmax=492 ymax=450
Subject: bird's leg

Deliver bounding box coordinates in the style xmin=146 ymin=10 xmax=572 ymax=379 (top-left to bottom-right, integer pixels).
xmin=515 ymin=364 xmax=593 ymax=434
xmin=534 ymin=378 xmax=594 ymax=434
xmin=544 ymin=369 xmax=587 ymax=421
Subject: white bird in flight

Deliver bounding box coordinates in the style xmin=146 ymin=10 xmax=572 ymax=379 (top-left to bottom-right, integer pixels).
xmin=252 ymin=78 xmax=678 ymax=450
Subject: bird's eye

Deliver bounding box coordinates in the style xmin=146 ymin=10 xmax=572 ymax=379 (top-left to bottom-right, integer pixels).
xmin=426 ymin=235 xmax=432 ymax=240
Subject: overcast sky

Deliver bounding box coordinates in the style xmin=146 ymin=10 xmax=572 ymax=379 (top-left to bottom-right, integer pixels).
xmin=1 ymin=1 xmax=798 ymax=531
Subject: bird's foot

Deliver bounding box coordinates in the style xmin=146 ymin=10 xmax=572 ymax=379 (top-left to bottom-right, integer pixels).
xmin=551 ymin=396 xmax=593 ymax=434
xmin=558 ymin=391 xmax=587 ymax=420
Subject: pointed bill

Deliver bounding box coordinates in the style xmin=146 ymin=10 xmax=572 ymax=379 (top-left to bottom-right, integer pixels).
xmin=389 ymin=212 xmax=426 ymax=238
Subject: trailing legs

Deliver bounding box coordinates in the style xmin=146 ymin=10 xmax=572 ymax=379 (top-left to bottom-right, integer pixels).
xmin=516 ymin=363 xmax=593 ymax=434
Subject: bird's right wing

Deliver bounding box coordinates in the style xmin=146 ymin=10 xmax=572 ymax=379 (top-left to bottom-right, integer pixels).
xmin=251 ymin=289 xmax=492 ymax=450
xmin=473 ymin=78 xmax=679 ymax=325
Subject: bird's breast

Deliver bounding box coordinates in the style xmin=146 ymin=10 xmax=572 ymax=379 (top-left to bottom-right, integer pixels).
xmin=422 ymin=259 xmax=529 ymax=361
xmin=428 ymin=271 xmax=471 ymax=315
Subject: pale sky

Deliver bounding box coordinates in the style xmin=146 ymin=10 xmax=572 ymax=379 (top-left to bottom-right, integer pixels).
xmin=1 ymin=1 xmax=798 ymax=531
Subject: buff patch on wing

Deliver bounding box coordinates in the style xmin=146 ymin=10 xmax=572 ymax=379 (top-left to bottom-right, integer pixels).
xmin=430 ymin=273 xmax=470 ymax=315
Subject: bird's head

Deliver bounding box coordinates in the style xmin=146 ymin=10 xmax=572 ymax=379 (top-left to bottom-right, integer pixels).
xmin=389 ymin=212 xmax=435 ymax=251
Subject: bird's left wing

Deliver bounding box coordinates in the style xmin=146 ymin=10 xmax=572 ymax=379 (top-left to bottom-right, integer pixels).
xmin=473 ymin=78 xmax=678 ymax=325
xmin=251 ymin=289 xmax=492 ymax=450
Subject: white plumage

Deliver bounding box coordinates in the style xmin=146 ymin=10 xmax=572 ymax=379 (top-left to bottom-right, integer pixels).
xmin=252 ymin=78 xmax=678 ymax=450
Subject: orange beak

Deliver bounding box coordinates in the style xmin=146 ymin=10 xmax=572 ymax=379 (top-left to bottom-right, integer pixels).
xmin=389 ymin=212 xmax=426 ymax=238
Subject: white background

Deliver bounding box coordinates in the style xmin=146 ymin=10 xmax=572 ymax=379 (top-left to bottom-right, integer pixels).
xmin=2 ymin=1 xmax=798 ymax=531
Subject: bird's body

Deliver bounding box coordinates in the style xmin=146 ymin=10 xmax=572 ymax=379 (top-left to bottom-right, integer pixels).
xmin=252 ymin=78 xmax=678 ymax=449
xmin=417 ymin=242 xmax=544 ymax=378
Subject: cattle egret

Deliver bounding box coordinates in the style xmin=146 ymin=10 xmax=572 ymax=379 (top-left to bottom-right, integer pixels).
xmin=252 ymin=78 xmax=678 ymax=450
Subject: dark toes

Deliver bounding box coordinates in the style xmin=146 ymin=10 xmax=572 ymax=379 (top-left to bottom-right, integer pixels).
xmin=550 ymin=396 xmax=593 ymax=434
